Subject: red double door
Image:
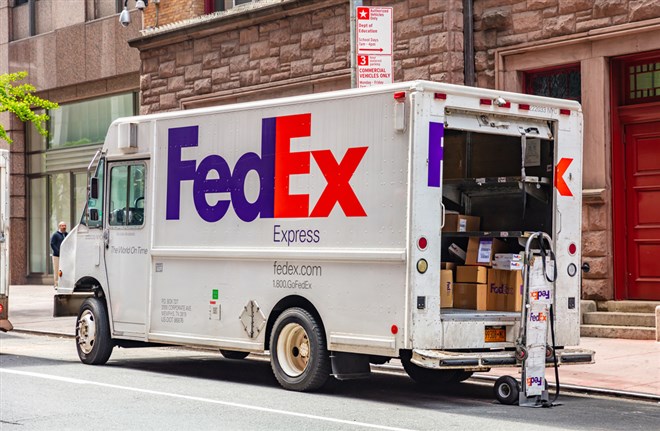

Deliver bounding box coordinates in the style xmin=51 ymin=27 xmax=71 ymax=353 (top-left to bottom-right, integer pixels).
xmin=623 ymin=120 xmax=660 ymax=300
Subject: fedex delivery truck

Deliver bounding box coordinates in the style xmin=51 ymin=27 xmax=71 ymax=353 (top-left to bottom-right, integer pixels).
xmin=55 ymin=81 xmax=593 ymax=393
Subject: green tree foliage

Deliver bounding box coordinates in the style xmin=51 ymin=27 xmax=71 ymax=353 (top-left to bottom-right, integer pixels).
xmin=0 ymin=71 xmax=59 ymax=144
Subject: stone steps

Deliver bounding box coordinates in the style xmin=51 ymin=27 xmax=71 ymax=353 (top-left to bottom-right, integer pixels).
xmin=580 ymin=300 xmax=658 ymax=341
xmin=582 ymin=311 xmax=655 ymax=327
xmin=581 ymin=324 xmax=656 ymax=340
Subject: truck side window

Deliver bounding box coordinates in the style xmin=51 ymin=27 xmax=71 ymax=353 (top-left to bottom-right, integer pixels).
xmin=87 ymin=159 xmax=104 ymax=228
xmin=108 ymin=163 xmax=146 ymax=227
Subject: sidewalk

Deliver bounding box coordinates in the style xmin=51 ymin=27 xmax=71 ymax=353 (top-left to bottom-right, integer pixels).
xmin=4 ymin=285 xmax=660 ymax=398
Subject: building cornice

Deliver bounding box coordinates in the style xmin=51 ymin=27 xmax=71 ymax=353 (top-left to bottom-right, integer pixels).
xmin=128 ymin=0 xmax=346 ymax=51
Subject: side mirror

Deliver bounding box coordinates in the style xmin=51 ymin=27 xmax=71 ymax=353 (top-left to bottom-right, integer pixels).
xmin=90 ymin=209 xmax=99 ymax=222
xmin=90 ymin=177 xmax=99 ymax=199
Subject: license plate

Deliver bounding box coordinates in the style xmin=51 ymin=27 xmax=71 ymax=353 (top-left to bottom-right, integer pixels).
xmin=485 ymin=326 xmax=506 ymax=343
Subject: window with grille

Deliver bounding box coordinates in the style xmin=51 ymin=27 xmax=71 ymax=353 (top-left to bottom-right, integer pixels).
xmin=625 ymin=60 xmax=660 ymax=105
xmin=523 ymin=65 xmax=581 ymax=102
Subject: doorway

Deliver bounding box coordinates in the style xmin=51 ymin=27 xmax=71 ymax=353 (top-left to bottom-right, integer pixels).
xmin=612 ymin=52 xmax=660 ymax=300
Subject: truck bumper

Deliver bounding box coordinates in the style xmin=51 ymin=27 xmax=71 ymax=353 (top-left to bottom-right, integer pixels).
xmin=412 ymin=348 xmax=595 ymax=371
xmin=0 ymin=319 xmax=13 ymax=332
xmin=53 ymin=293 xmax=93 ymax=317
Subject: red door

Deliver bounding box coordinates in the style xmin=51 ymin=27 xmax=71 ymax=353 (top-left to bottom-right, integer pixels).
xmin=624 ymin=121 xmax=660 ymax=300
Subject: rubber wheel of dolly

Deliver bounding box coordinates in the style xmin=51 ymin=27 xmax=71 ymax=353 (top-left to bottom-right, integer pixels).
xmin=494 ymin=375 xmax=520 ymax=405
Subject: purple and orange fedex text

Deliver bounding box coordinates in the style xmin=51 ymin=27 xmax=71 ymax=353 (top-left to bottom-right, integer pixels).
xmin=166 ymin=113 xmax=368 ymax=223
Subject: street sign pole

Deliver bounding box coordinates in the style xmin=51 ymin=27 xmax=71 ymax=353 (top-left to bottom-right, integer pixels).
xmin=350 ymin=0 xmax=363 ymax=88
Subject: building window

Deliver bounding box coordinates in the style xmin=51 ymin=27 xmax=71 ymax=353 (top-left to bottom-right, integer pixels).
xmin=27 ymin=93 xmax=136 ymax=276
xmin=524 ymin=65 xmax=581 ymax=102
xmin=625 ymin=60 xmax=660 ymax=104
xmin=14 ymin=0 xmax=29 ymax=6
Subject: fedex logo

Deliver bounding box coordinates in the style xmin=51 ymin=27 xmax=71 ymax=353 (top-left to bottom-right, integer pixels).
xmin=490 ymin=284 xmax=513 ymax=295
xmin=526 ymin=376 xmax=543 ymax=387
xmin=531 ymin=290 xmax=551 ymax=301
xmin=530 ymin=312 xmax=548 ymax=322
xmin=166 ymin=113 xmax=368 ymax=222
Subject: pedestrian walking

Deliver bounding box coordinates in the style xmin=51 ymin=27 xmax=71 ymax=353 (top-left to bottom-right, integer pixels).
xmin=50 ymin=221 xmax=67 ymax=287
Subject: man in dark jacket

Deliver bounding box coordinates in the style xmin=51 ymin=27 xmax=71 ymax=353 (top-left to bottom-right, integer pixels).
xmin=50 ymin=221 xmax=67 ymax=287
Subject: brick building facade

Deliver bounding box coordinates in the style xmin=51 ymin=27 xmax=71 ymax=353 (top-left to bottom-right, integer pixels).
xmin=3 ymin=0 xmax=660 ymax=303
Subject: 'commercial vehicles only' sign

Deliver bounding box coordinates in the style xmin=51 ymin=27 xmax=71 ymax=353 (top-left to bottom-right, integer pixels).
xmin=356 ymin=6 xmax=393 ymax=88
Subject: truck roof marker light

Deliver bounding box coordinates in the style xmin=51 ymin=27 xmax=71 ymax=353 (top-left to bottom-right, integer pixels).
xmin=418 ymin=236 xmax=428 ymax=250
xmin=391 ymin=325 xmax=399 ymax=335
xmin=568 ymin=242 xmax=577 ymax=256
xmin=393 ymin=92 xmax=406 ymax=101
xmin=434 ymin=93 xmax=447 ymax=100
xmin=480 ymin=98 xmax=492 ymax=106
xmin=560 ymin=109 xmax=571 ymax=115
xmin=58 ymin=270 xmax=62 ymax=278
xmin=519 ymin=104 xmax=530 ymax=110
xmin=417 ymin=259 xmax=428 ymax=274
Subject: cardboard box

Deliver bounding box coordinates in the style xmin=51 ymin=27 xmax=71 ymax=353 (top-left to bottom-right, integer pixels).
xmin=443 ymin=214 xmax=480 ymax=232
xmin=448 ymin=243 xmax=466 ymax=263
xmin=440 ymin=270 xmax=453 ymax=308
xmin=487 ymin=268 xmax=524 ymax=311
xmin=491 ymin=261 xmax=523 ymax=270
xmin=456 ymin=265 xmax=488 ymax=284
xmin=453 ymin=283 xmax=487 ymax=310
xmin=441 ymin=262 xmax=457 ymax=271
xmin=465 ymin=237 xmax=506 ymax=266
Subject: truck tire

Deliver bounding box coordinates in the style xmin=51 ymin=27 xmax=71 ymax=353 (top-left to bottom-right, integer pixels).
xmin=76 ymin=297 xmax=113 ymax=365
xmin=220 ymin=350 xmax=249 ymax=360
xmin=270 ymin=307 xmax=330 ymax=391
xmin=494 ymin=375 xmax=520 ymax=405
xmin=400 ymin=351 xmax=457 ymax=387
xmin=450 ymin=370 xmax=473 ymax=383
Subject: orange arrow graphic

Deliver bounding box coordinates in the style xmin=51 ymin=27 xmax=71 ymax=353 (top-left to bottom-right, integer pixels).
xmin=555 ymin=157 xmax=573 ymax=197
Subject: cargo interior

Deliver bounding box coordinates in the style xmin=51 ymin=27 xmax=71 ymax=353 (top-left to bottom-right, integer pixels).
xmin=440 ymin=125 xmax=556 ymax=319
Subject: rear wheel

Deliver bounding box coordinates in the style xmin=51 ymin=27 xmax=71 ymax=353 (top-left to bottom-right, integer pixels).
xmin=270 ymin=307 xmax=330 ymax=391
xmin=76 ymin=297 xmax=113 ymax=365
xmin=450 ymin=370 xmax=474 ymax=383
xmin=220 ymin=350 xmax=250 ymax=360
xmin=400 ymin=351 xmax=457 ymax=387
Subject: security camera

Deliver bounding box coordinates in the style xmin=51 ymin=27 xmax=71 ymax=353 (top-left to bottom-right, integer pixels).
xmin=119 ymin=7 xmax=131 ymax=27
xmin=136 ymin=0 xmax=147 ymax=11
xmin=495 ymin=97 xmax=507 ymax=106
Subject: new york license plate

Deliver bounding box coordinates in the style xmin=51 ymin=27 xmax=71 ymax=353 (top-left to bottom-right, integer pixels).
xmin=485 ymin=326 xmax=506 ymax=343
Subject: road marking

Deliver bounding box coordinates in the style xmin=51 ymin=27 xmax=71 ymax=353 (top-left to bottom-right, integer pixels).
xmin=1 ymin=369 xmax=414 ymax=431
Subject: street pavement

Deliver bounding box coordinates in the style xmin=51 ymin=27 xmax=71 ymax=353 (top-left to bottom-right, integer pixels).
xmin=4 ymin=285 xmax=660 ymax=399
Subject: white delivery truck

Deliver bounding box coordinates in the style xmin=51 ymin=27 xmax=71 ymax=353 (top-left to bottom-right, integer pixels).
xmin=56 ymin=81 xmax=593 ymax=396
xmin=0 ymin=149 xmax=11 ymax=332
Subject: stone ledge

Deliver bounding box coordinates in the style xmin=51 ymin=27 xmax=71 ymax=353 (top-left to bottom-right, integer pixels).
xmin=583 ymin=188 xmax=607 ymax=205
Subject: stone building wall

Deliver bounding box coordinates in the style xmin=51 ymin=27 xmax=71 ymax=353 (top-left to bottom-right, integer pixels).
xmin=143 ymin=0 xmax=205 ymax=29
xmin=135 ymin=0 xmax=465 ymax=114
xmin=473 ymin=0 xmax=660 ymax=88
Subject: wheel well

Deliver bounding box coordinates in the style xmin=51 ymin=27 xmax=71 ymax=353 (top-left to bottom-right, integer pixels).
xmin=265 ymin=295 xmax=325 ymax=351
xmin=75 ymin=276 xmax=105 ymax=299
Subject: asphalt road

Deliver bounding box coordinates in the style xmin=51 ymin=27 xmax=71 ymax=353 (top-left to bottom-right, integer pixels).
xmin=1 ymin=332 xmax=658 ymax=431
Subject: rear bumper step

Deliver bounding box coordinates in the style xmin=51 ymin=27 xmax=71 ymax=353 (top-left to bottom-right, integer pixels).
xmin=412 ymin=348 xmax=594 ymax=371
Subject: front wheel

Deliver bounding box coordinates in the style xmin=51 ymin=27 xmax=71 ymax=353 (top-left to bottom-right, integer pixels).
xmin=270 ymin=308 xmax=330 ymax=391
xmin=76 ymin=297 xmax=113 ymax=365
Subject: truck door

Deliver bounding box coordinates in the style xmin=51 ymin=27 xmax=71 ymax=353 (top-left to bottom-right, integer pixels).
xmin=104 ymin=160 xmax=149 ymax=335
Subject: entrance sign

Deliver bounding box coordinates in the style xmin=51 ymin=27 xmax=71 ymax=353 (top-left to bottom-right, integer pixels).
xmin=356 ymin=6 xmax=393 ymax=88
